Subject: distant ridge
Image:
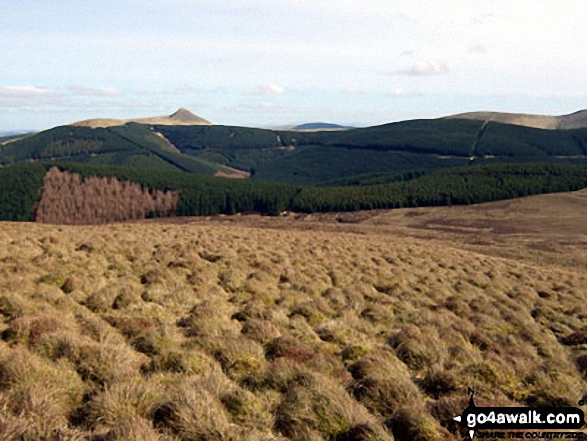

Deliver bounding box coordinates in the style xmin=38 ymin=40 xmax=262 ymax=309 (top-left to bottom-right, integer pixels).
xmin=293 ymin=122 xmax=354 ymax=131
xmin=71 ymin=108 xmax=211 ymax=128
xmin=444 ymin=109 xmax=587 ymax=130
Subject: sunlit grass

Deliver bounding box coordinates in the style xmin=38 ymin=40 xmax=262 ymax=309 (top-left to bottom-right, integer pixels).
xmin=0 ymin=219 xmax=586 ymax=439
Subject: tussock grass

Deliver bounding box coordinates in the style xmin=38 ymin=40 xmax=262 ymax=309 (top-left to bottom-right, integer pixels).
xmin=0 ymin=218 xmax=586 ymax=439
xmin=152 ymin=384 xmax=233 ymax=440
xmin=275 ymin=372 xmax=388 ymax=440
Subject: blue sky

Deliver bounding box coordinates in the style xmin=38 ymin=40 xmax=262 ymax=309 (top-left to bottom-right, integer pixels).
xmin=1 ymin=0 xmax=586 ymax=131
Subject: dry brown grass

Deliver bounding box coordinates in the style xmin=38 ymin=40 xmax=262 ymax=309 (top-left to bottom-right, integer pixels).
xmin=2 ymin=193 xmax=587 ymax=438
xmin=70 ymin=108 xmax=211 ymax=128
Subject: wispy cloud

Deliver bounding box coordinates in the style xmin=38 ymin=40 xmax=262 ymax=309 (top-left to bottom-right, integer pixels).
xmin=133 ymin=89 xmax=168 ymax=96
xmin=67 ymin=85 xmax=122 ymax=97
xmin=471 ymin=12 xmax=502 ymax=24
xmin=399 ymin=49 xmax=414 ymax=57
xmin=248 ymin=85 xmax=287 ymax=95
xmin=386 ymin=88 xmax=423 ymax=99
xmin=342 ymin=88 xmax=363 ymax=95
xmin=131 ymin=85 xmax=200 ymax=96
xmin=468 ymin=44 xmax=487 ymax=54
xmin=0 ymin=86 xmax=52 ymax=97
xmin=0 ymin=86 xmax=60 ymax=108
xmin=175 ymin=84 xmax=192 ymax=95
xmin=398 ymin=59 xmax=449 ymax=76
xmin=225 ymin=101 xmax=294 ymax=114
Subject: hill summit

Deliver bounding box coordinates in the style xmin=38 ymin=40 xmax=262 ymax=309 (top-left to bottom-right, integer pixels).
xmin=71 ymin=108 xmax=211 ymax=128
xmin=445 ymin=109 xmax=587 ymax=130
xmin=168 ymin=108 xmax=209 ymax=124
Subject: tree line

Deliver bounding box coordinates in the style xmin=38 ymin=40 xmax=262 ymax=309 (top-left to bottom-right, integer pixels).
xmin=2 ymin=162 xmax=587 ymax=222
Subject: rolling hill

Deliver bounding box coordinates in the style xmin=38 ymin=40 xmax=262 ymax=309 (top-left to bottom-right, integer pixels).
xmin=292 ymin=122 xmax=355 ymax=131
xmin=445 ymin=109 xmax=587 ymax=130
xmin=4 ymin=115 xmax=587 ymax=186
xmin=71 ymin=108 xmax=211 ymax=129
xmin=153 ymin=119 xmax=587 ymax=184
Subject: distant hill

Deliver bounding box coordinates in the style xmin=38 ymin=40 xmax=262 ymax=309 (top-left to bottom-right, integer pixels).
xmin=0 ymin=132 xmax=35 ymax=145
xmin=0 ymin=123 xmax=218 ymax=175
xmin=71 ymin=108 xmax=211 ymax=128
xmin=0 ymin=130 xmax=34 ymax=137
xmin=151 ymin=119 xmax=587 ymax=184
xmin=4 ymin=114 xmax=587 ymax=185
xmin=292 ymin=123 xmax=354 ymax=131
xmin=445 ymin=109 xmax=587 ymax=130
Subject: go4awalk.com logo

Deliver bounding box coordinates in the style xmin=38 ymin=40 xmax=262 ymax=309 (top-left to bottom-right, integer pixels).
xmin=453 ymin=388 xmax=586 ymax=439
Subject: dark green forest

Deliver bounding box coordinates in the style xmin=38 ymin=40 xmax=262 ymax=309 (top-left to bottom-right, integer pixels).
xmin=0 ymin=124 xmax=216 ymax=175
xmin=4 ymin=119 xmax=587 ymax=186
xmin=290 ymin=163 xmax=587 ymax=212
xmin=3 ymin=117 xmax=587 ymax=222
xmin=2 ymin=162 xmax=587 ymax=222
xmin=0 ymin=162 xmax=47 ymax=221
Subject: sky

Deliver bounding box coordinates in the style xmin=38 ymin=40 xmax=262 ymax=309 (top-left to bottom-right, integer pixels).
xmin=1 ymin=0 xmax=587 ymax=131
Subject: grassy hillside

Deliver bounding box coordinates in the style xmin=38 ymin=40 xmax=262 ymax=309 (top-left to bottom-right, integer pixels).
xmin=1 ymin=208 xmax=586 ymax=439
xmin=71 ymin=108 xmax=211 ymax=128
xmin=446 ymin=109 xmax=587 ymax=130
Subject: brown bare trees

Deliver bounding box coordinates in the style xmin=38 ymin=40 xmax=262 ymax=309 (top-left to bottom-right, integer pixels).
xmin=35 ymin=167 xmax=179 ymax=225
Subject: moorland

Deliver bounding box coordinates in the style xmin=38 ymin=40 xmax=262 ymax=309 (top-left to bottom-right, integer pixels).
xmin=1 ymin=191 xmax=587 ymax=439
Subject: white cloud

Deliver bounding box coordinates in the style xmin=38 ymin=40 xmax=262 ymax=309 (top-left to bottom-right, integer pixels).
xmin=386 ymin=88 xmax=423 ymax=99
xmin=133 ymin=89 xmax=168 ymax=96
xmin=67 ymin=85 xmax=122 ymax=97
xmin=0 ymin=86 xmax=52 ymax=97
xmin=0 ymin=86 xmax=62 ymax=109
xmin=398 ymin=59 xmax=449 ymax=76
xmin=175 ymin=84 xmax=192 ymax=95
xmin=131 ymin=85 xmax=204 ymax=96
xmin=248 ymin=85 xmax=287 ymax=95
xmin=471 ymin=12 xmax=503 ymax=24
xmin=224 ymin=101 xmax=294 ymax=114
xmin=342 ymin=88 xmax=363 ymax=95
xmin=399 ymin=49 xmax=414 ymax=57
xmin=468 ymin=44 xmax=487 ymax=54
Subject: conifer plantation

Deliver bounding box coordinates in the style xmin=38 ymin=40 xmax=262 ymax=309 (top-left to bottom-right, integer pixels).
xmin=3 ymin=162 xmax=587 ymax=223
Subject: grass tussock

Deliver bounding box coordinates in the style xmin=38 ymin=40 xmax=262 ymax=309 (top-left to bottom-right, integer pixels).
xmin=0 ymin=218 xmax=586 ymax=439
